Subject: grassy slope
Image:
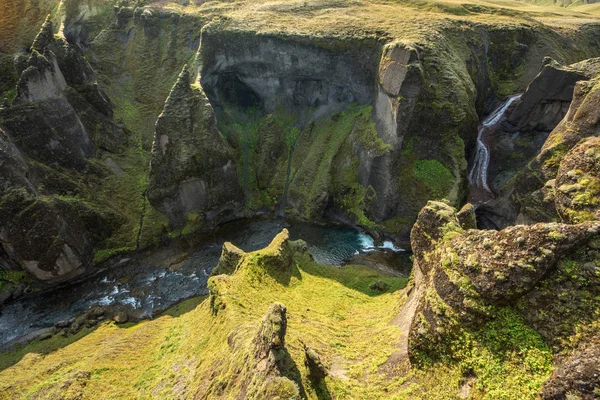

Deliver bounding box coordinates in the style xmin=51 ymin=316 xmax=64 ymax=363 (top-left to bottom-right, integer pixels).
xmin=0 ymin=234 xmax=554 ymax=399
xmin=0 ymin=239 xmax=408 ymax=399
xmin=152 ymin=0 xmax=600 ymax=38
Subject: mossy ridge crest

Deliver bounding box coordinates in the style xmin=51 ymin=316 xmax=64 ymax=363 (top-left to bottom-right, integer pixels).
xmin=0 ymin=230 xmax=409 ymax=398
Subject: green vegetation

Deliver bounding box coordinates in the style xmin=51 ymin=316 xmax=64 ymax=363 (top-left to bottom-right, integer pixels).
xmin=408 ymin=308 xmax=552 ymax=400
xmin=413 ymin=159 xmax=455 ymax=200
xmin=0 ymin=270 xmax=31 ymax=292
xmin=0 ymin=232 xmax=566 ymax=399
xmin=218 ymin=106 xmax=292 ymax=211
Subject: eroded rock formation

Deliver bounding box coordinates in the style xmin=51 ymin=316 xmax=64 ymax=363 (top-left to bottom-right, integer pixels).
xmin=407 ymin=201 xmax=600 ymax=361
xmin=147 ymin=66 xmax=243 ymax=228
xmin=0 ymin=18 xmax=126 ymax=281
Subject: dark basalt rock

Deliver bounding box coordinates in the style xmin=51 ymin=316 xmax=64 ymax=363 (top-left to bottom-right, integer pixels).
xmin=0 ymin=189 xmax=95 ymax=281
xmin=504 ymin=59 xmax=589 ymax=134
xmin=0 ymin=19 xmax=128 ymax=282
xmin=478 ymin=58 xmax=600 ymax=228
xmin=0 ymin=98 xmax=94 ymax=170
xmin=541 ymin=334 xmax=600 ymax=400
xmin=147 ymin=66 xmax=243 ymax=229
xmin=487 ymin=59 xmax=592 ymax=193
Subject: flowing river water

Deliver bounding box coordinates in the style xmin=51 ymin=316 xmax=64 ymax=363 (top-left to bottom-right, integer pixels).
xmin=0 ymin=218 xmax=409 ymax=350
xmin=468 ymin=94 xmax=522 ymax=198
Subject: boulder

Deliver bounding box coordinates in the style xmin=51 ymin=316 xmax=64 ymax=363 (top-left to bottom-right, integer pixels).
xmin=456 ymin=203 xmax=477 ymax=230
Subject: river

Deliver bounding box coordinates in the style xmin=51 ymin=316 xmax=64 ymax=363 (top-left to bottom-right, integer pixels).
xmin=0 ymin=218 xmax=409 ymax=350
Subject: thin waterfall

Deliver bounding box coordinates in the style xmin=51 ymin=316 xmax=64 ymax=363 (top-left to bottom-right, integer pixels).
xmin=468 ymin=94 xmax=522 ymax=192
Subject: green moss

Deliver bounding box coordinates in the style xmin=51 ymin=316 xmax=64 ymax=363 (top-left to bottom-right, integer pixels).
xmin=410 ymin=308 xmax=552 ymax=399
xmin=413 ymin=159 xmax=454 ymax=199
xmin=0 ymin=270 xmax=31 ymax=292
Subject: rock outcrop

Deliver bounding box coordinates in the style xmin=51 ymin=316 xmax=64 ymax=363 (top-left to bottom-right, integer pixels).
xmin=0 ymin=19 xmax=126 ymax=281
xmin=0 ymin=189 xmax=104 ymax=280
xmin=147 ymin=66 xmax=243 ymax=229
xmin=541 ymin=334 xmax=600 ymax=400
xmin=477 ymin=58 xmax=600 ymax=229
xmin=205 ymin=230 xmax=307 ymax=399
xmin=505 ymin=59 xmax=590 ymax=133
xmin=555 ymin=137 xmax=600 ymax=223
xmin=486 ymin=59 xmax=593 ymax=193
xmin=249 ymin=303 xmax=301 ymax=399
xmin=408 ymin=201 xmax=600 ymax=361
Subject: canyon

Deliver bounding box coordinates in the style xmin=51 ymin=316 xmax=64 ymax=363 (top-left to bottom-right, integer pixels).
xmin=0 ymin=0 xmax=599 ymax=398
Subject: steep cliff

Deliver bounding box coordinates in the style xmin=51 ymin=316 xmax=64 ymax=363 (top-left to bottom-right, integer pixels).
xmin=0 ymin=18 xmax=127 ymax=282
xmin=0 ymin=0 xmax=599 ymax=287
xmin=147 ymin=66 xmax=243 ymax=229
xmin=478 ymin=58 xmax=600 ymax=228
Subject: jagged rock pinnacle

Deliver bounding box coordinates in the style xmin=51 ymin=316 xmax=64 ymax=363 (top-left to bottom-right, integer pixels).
xmin=31 ymin=15 xmax=54 ymax=52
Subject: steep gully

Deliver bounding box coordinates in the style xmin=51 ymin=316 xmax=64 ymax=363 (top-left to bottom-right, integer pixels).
xmin=468 ymin=94 xmax=522 ymax=202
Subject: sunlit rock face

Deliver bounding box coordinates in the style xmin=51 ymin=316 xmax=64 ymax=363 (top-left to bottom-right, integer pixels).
xmin=408 ymin=200 xmax=600 ymax=362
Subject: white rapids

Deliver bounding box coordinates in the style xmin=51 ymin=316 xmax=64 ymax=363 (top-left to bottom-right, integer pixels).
xmin=468 ymin=94 xmax=522 ymax=191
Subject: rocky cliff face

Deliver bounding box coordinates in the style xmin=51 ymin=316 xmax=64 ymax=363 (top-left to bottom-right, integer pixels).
xmin=403 ymin=54 xmax=600 ymax=399
xmin=406 ymin=200 xmax=600 ymax=398
xmin=197 ymin=22 xmax=600 ymax=238
xmin=0 ymin=0 xmax=598 ymax=287
xmin=486 ymin=59 xmax=592 ymax=191
xmin=147 ymin=66 xmax=243 ymax=229
xmin=477 ymin=58 xmax=600 ymax=228
xmin=0 ymin=17 xmax=128 ymax=282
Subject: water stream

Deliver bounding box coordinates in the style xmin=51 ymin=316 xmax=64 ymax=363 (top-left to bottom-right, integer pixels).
xmin=0 ymin=219 xmax=408 ymax=350
xmin=468 ymin=94 xmax=522 ymax=193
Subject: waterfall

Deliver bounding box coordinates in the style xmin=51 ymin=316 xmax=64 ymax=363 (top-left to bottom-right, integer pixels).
xmin=468 ymin=94 xmax=522 ymax=192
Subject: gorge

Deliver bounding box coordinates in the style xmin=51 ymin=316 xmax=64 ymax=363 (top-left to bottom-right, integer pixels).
xmin=1 ymin=0 xmax=600 ymax=398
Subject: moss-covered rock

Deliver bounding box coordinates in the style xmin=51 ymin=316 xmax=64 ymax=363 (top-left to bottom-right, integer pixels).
xmin=211 ymin=242 xmax=245 ymax=276
xmin=0 ymin=188 xmax=113 ymax=281
xmin=541 ymin=334 xmax=600 ymax=400
xmin=408 ymin=200 xmax=600 ymax=363
xmin=555 ymin=137 xmax=600 ymax=223
xmin=147 ymin=66 xmax=243 ymax=229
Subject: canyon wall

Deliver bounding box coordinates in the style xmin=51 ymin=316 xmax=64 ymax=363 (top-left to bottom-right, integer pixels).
xmin=0 ymin=0 xmax=599 ymax=283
